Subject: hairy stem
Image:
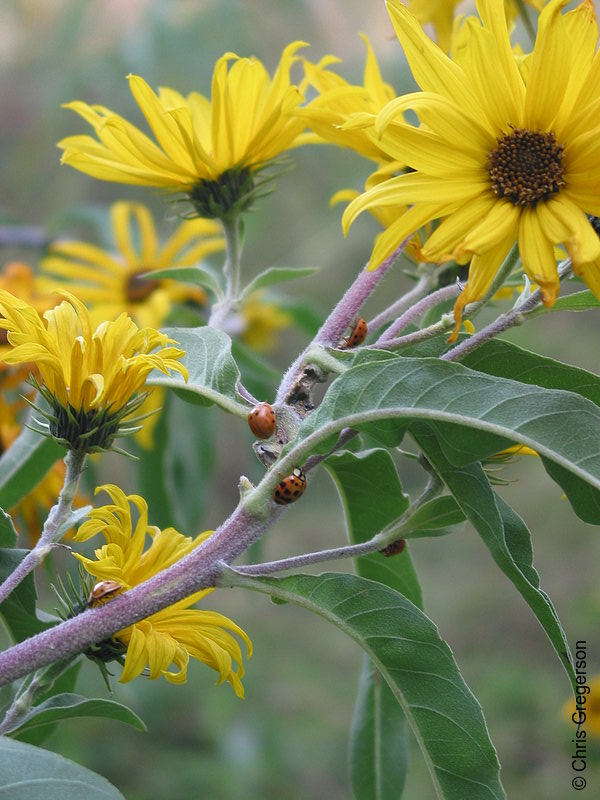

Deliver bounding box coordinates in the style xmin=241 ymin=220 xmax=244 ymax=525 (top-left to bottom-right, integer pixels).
xmin=442 ymin=259 xmax=573 ymax=363
xmin=377 ymin=283 xmax=461 ymax=343
xmin=0 ymin=500 xmax=274 ymax=688
xmin=0 ymin=449 xmax=87 ymax=605
xmin=368 ymin=271 xmax=434 ymax=332
xmin=208 ymin=214 xmax=242 ymax=328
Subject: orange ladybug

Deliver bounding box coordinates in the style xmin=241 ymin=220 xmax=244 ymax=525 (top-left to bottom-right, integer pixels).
xmin=248 ymin=402 xmax=276 ymax=439
xmin=379 ymin=538 xmax=406 ymax=557
xmin=345 ymin=317 xmax=368 ymax=348
xmin=274 ymin=467 xmax=307 ymax=505
xmin=88 ymin=580 xmax=123 ymax=605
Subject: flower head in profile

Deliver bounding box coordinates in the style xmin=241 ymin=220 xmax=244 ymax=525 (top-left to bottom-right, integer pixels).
xmin=74 ymin=485 xmax=251 ymax=694
xmin=0 ymin=290 xmax=188 ymax=452
xmin=40 ymin=202 xmax=224 ymax=330
xmin=344 ymin=0 xmax=600 ymax=338
xmin=59 ymin=43 xmax=311 ymax=219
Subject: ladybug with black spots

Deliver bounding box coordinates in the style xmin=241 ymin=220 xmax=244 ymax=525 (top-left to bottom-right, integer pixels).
xmin=274 ymin=467 xmax=307 ymax=505
xmin=344 ymin=316 xmax=368 ymax=348
xmin=248 ymin=401 xmax=276 ymax=439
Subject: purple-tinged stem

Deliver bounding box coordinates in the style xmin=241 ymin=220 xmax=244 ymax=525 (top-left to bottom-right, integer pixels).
xmin=368 ymin=273 xmax=432 ymax=332
xmin=275 ymin=240 xmax=407 ymax=404
xmin=0 ymin=449 xmax=86 ymax=606
xmin=377 ymin=283 xmax=460 ymax=343
xmin=442 ymin=260 xmax=573 ymax=363
xmin=0 ymin=500 xmax=275 ymax=688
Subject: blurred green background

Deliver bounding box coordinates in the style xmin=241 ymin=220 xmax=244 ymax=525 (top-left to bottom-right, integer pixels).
xmin=1 ymin=1 xmax=599 ymax=798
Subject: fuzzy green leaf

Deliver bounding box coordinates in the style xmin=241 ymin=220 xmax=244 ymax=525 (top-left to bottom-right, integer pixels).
xmin=0 ymin=549 xmax=54 ymax=641
xmin=148 ymin=327 xmax=248 ymax=416
xmin=0 ymin=508 xmax=18 ymax=548
xmin=145 ymin=265 xmax=224 ymax=299
xmin=0 ymin=427 xmax=63 ymax=510
xmin=273 ymin=357 xmax=600 ymax=524
xmin=6 ymin=693 xmax=146 ymax=738
xmin=401 ymin=495 xmax=466 ymax=538
xmin=325 ymin=449 xmax=417 ymax=799
xmin=241 ymin=266 xmax=319 ymax=299
xmin=541 ymin=289 xmax=600 ymax=312
xmin=0 ymin=738 xmax=125 ymax=799
xmin=225 ymin=570 xmax=505 ymax=800
xmin=350 ymin=655 xmax=409 ymax=800
xmin=413 ymin=424 xmax=576 ymax=692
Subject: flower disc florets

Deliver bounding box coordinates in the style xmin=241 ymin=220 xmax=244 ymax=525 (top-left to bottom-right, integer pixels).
xmin=488 ymin=127 xmax=565 ymax=207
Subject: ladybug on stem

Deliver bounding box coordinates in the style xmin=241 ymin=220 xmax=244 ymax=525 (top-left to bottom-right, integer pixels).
xmin=248 ymin=402 xmax=276 ymax=439
xmin=88 ymin=579 xmax=123 ymax=605
xmin=379 ymin=538 xmax=406 ymax=558
xmin=274 ymin=467 xmax=307 ymax=505
xmin=344 ymin=317 xmax=368 ymax=348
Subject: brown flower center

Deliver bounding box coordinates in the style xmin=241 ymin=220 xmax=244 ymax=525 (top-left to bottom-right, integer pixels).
xmin=126 ymin=271 xmax=160 ymax=303
xmin=488 ymin=127 xmax=565 ymax=207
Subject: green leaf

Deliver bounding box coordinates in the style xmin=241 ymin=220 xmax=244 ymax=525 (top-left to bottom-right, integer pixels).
xmin=462 ymin=338 xmax=600 ymax=406
xmin=240 ymin=266 xmax=319 ymax=299
xmin=0 ymin=738 xmax=125 ymax=799
xmin=413 ymin=424 xmax=576 ymax=692
xmin=6 ymin=693 xmax=146 ymax=738
xmin=0 ymin=549 xmax=54 ymax=641
xmin=145 ymin=265 xmax=224 ymax=299
xmin=0 ymin=508 xmax=18 ymax=548
xmin=226 ymin=570 xmax=505 ymax=800
xmin=350 ymin=655 xmax=409 ymax=800
xmin=276 ymin=357 xmax=600 ymax=523
xmin=15 ymin=662 xmax=82 ymax=747
xmin=0 ymin=426 xmax=63 ymax=510
xmin=325 ymin=449 xmax=417 ymax=799
xmin=541 ymin=288 xmax=600 ymax=313
xmin=147 ymin=327 xmax=248 ymax=416
xmin=56 ymin=505 xmax=93 ymax=541
xmin=401 ymin=495 xmax=466 ymax=538
xmin=324 ymin=449 xmax=422 ymax=605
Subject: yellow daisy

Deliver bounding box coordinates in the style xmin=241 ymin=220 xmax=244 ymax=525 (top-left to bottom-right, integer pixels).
xmin=59 ymin=43 xmax=311 ymax=218
xmin=40 ymin=202 xmax=224 ymax=330
xmin=0 ymin=290 xmax=188 ymax=451
xmin=74 ymin=484 xmax=251 ymax=694
xmin=299 ymin=35 xmax=397 ymax=163
xmin=343 ymin=0 xmax=600 ymax=338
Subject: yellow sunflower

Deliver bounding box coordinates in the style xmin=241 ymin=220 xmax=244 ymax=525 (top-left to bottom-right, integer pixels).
xmin=0 ymin=290 xmax=188 ymax=451
xmin=343 ymin=0 xmax=600 ymax=337
xmin=58 ymin=43 xmax=312 ymax=218
xmin=74 ymin=484 xmax=251 ymax=694
xmin=40 ymin=202 xmax=223 ymax=330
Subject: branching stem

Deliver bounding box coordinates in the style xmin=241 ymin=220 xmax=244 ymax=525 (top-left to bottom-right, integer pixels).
xmin=0 ymin=449 xmax=87 ymax=605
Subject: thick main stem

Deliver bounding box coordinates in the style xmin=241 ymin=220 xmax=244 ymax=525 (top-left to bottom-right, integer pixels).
xmin=275 ymin=240 xmax=406 ymax=404
xmin=0 ymin=449 xmax=87 ymax=605
xmin=0 ymin=501 xmax=273 ymax=688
